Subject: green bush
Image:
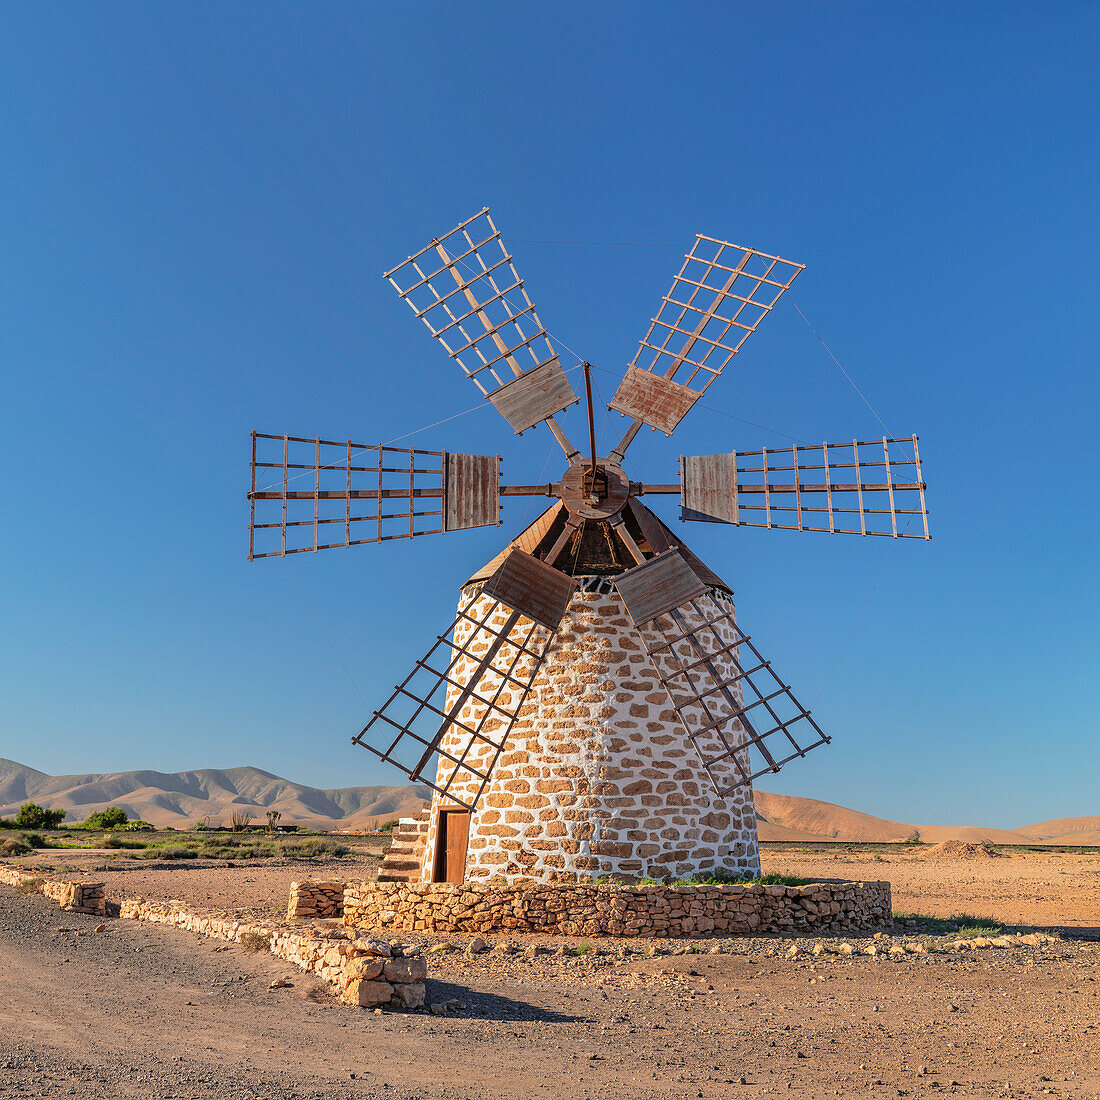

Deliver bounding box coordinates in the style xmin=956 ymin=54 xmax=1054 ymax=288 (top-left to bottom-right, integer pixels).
xmin=0 ymin=837 xmax=31 ymax=856
xmin=84 ymin=807 xmax=128 ymax=829
xmin=13 ymin=802 xmax=66 ymax=829
xmin=125 ymin=820 xmax=154 ymax=832
xmin=141 ymin=845 xmax=198 ymax=860
xmin=282 ymin=839 xmax=349 ymax=860
xmin=20 ymin=832 xmax=46 ymax=849
xmin=104 ymin=835 xmax=147 ymax=850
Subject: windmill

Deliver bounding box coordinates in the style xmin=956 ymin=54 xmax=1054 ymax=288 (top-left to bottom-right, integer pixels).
xmin=248 ymin=208 xmax=929 ymax=884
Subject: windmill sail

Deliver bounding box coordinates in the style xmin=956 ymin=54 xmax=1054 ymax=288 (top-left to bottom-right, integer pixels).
xmin=384 ymin=208 xmax=579 ymax=436
xmin=353 ymin=550 xmax=576 ymax=809
xmin=609 ymin=236 xmax=803 ymax=438
xmin=614 ymin=551 xmax=829 ymax=797
xmin=679 ymin=436 xmax=929 ymax=538
xmin=248 ymin=432 xmax=500 ymax=559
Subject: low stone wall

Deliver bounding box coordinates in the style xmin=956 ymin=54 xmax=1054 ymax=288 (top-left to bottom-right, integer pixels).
xmin=42 ymin=879 xmax=106 ymax=915
xmin=343 ymin=879 xmax=891 ymax=937
xmin=119 ymin=897 xmax=426 ymax=1009
xmin=0 ymin=864 xmax=424 ymax=1010
xmin=0 ymin=866 xmax=105 ymax=915
xmin=287 ymin=879 xmax=345 ymax=921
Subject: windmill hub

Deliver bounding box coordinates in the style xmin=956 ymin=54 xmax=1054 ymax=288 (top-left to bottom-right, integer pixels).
xmin=556 ymin=458 xmax=631 ymax=520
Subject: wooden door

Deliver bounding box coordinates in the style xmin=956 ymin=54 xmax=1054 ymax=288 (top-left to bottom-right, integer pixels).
xmin=433 ymin=809 xmax=470 ymax=884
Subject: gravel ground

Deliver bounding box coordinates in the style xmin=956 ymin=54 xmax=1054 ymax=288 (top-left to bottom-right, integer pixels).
xmin=3 ymin=881 xmax=1099 ymax=1099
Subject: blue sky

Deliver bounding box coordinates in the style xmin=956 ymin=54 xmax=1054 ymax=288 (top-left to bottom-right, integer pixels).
xmin=2 ymin=3 xmax=1096 ymax=828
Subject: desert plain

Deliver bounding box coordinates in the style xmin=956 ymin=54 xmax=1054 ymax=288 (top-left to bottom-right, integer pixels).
xmin=2 ymin=839 xmax=1097 ymax=1100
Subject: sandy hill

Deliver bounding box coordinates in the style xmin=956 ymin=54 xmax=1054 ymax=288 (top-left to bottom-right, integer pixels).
xmin=0 ymin=759 xmax=428 ymax=831
xmin=0 ymin=760 xmax=1093 ymax=843
xmin=1014 ymin=816 xmax=1100 ymax=842
xmin=753 ymin=790 xmax=916 ymax=843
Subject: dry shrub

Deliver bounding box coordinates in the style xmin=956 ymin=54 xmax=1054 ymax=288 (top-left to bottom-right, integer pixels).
xmin=230 ymin=810 xmax=255 ymax=833
xmin=238 ymin=930 xmax=271 ymax=953
xmin=14 ymin=877 xmax=43 ymax=894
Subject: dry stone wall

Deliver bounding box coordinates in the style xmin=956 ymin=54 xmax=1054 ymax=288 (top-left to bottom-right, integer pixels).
xmin=0 ymin=866 xmax=105 ymax=914
xmin=0 ymin=863 xmax=424 ymax=1011
xmin=286 ymin=879 xmax=345 ymax=920
xmin=423 ymin=581 xmax=759 ymax=885
xmin=344 ymin=879 xmax=892 ymax=937
xmin=120 ymin=897 xmax=426 ymax=1009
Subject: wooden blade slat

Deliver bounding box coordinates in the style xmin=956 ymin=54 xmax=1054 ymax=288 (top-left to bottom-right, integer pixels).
xmin=385 ymin=208 xmax=579 ymax=445
xmin=479 ymin=549 xmax=577 ymax=632
xmin=247 ymin=433 xmax=500 ymax=559
xmin=678 ymin=436 xmax=930 ymax=539
xmin=608 ymin=236 xmax=803 ymax=442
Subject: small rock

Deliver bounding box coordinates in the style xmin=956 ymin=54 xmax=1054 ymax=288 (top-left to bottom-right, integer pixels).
xmin=467 ymin=937 xmax=489 ymax=955
xmin=270 ymin=979 xmax=294 ymax=989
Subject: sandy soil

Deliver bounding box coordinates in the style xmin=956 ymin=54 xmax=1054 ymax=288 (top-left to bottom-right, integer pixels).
xmin=2 ymin=885 xmax=1099 ymax=1100
xmin=3 ymin=846 xmax=1099 ymax=1099
xmin=762 ymin=846 xmax=1100 ymax=931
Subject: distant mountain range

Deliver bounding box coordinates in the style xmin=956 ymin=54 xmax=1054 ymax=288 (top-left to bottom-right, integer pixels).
xmin=0 ymin=759 xmax=428 ymax=832
xmin=1 ymin=759 xmax=1096 ymax=843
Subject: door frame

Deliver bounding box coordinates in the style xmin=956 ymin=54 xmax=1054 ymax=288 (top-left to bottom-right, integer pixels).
xmin=432 ymin=805 xmax=471 ymax=884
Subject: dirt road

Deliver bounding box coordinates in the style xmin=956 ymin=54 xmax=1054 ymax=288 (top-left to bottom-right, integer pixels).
xmin=3 ymin=885 xmax=1099 ymax=1100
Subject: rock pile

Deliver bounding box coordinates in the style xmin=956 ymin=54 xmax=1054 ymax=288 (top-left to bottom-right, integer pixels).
xmin=342 ymin=879 xmax=891 ymax=937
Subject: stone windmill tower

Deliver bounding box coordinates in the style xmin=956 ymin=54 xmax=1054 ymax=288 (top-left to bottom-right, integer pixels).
xmin=248 ymin=209 xmax=929 ymax=885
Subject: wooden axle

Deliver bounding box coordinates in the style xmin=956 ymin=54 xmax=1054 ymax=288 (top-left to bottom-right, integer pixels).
xmin=640 ymin=482 xmax=925 ymax=495
xmin=250 ymin=484 xmax=555 ymax=501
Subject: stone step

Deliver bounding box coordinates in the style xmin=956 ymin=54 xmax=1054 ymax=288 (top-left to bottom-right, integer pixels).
xmin=382 ymin=859 xmax=421 ymax=872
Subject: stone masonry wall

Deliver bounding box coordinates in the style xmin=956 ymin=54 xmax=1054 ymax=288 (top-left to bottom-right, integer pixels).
xmin=344 ymin=879 xmax=891 ymax=937
xmin=286 ymin=879 xmax=345 ymax=920
xmin=423 ymin=581 xmax=759 ymax=885
xmin=120 ymin=897 xmax=426 ymax=1009
xmin=0 ymin=865 xmax=105 ymax=914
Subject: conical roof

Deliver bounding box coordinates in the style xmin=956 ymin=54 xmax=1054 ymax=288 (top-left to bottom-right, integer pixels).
xmin=464 ymin=499 xmax=731 ymax=594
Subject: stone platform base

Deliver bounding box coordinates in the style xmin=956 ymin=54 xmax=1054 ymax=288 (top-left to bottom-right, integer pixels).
xmin=343 ymin=879 xmax=891 ymax=938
